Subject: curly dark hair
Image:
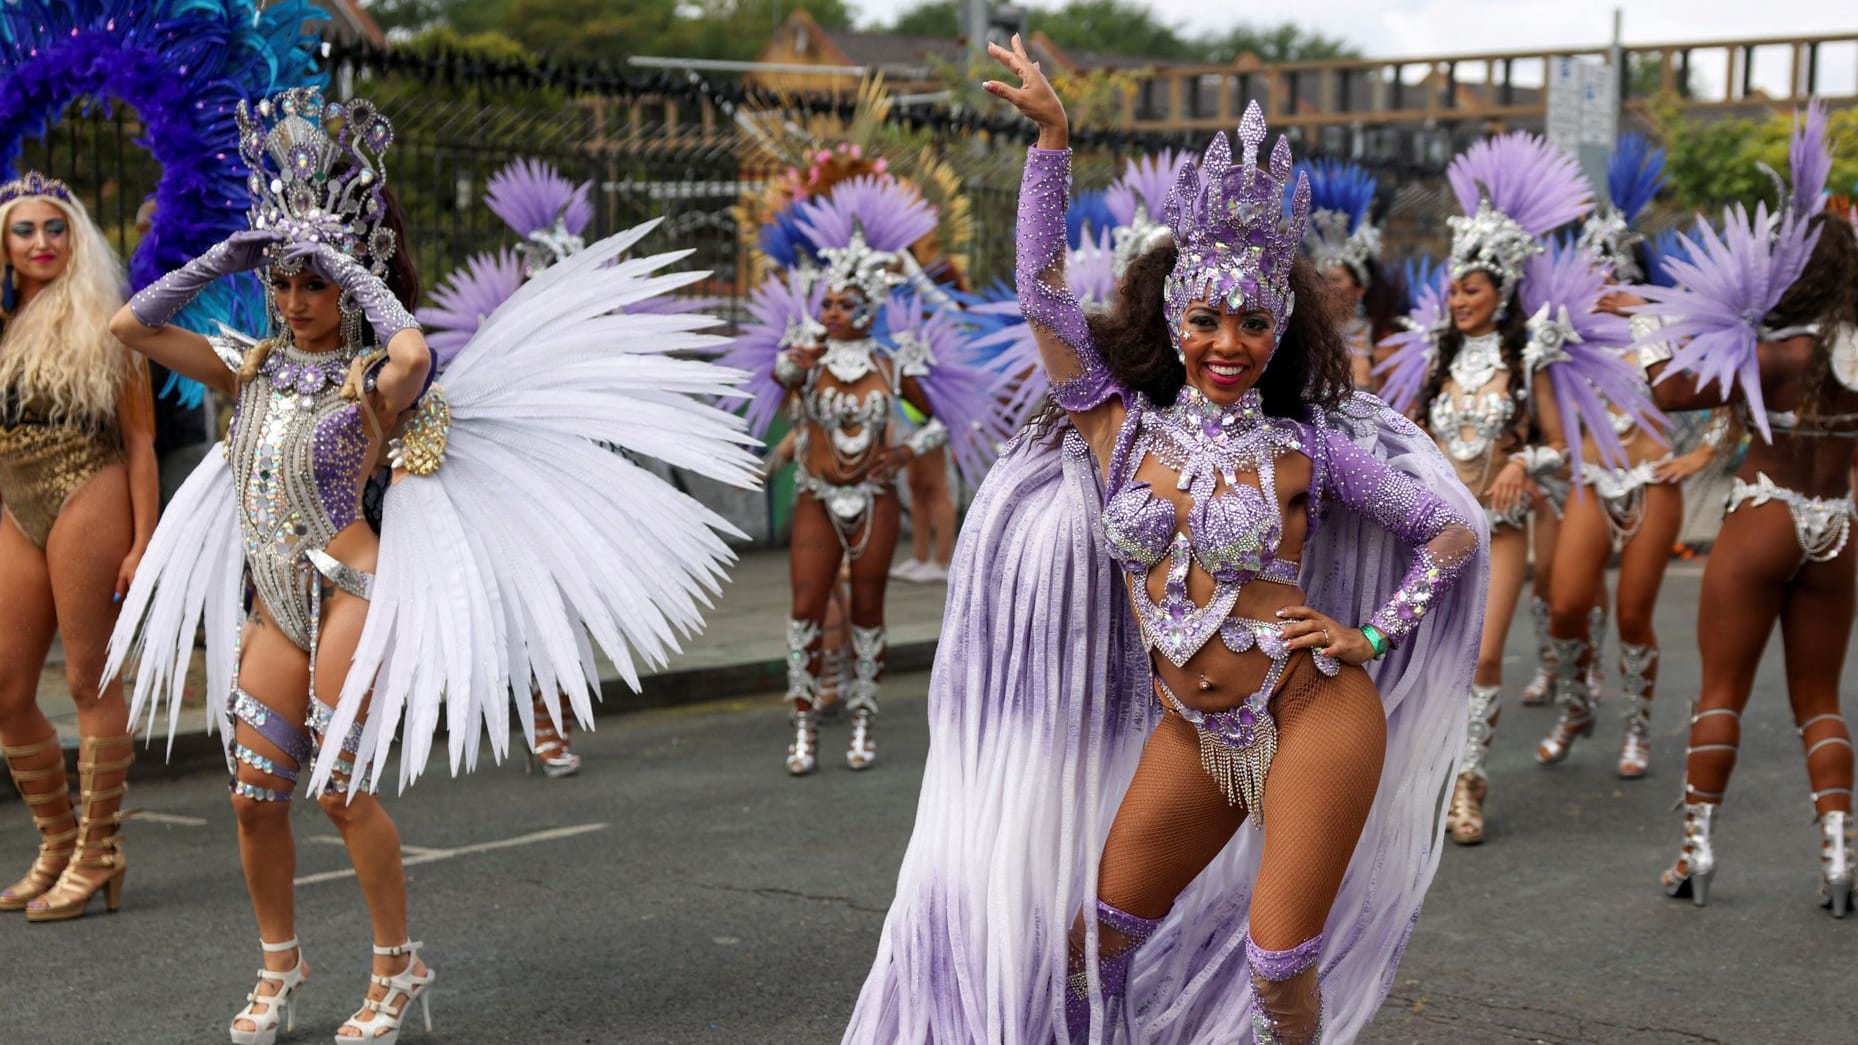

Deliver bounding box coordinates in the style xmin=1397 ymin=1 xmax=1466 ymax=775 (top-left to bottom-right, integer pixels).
xmin=1029 ymin=239 xmax=1352 ymax=438
xmin=1769 ymin=211 xmax=1858 ymax=425
xmin=1419 ymin=276 xmax=1535 ymax=450
xmin=1337 ymin=257 xmax=1407 ymax=345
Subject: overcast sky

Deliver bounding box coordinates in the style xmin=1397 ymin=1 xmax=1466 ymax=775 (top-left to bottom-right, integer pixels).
xmin=848 ymin=1 xmax=1858 ymax=96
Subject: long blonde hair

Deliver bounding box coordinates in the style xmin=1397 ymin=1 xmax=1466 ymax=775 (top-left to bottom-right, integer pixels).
xmin=0 ymin=189 xmax=131 ymax=424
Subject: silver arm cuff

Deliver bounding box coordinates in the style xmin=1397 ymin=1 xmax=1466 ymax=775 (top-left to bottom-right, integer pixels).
xmin=773 ymin=350 xmax=806 ymax=389
xmin=904 ymin=417 xmax=948 ymax=457
xmin=1509 ymin=445 xmax=1566 ymax=479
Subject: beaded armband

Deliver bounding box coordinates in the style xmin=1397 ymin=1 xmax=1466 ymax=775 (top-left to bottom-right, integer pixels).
xmin=1367 ymin=547 xmax=1462 ymax=648
xmin=904 ymin=417 xmax=948 ymax=457
xmin=1509 ymin=445 xmax=1566 ymax=479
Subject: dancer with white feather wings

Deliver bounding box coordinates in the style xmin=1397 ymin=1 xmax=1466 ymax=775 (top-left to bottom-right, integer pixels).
xmin=104 ymin=88 xmax=758 ymax=1045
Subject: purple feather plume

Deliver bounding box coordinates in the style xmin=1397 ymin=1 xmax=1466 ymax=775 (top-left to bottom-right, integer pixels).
xmin=1374 ymin=267 xmax=1449 ymax=415
xmin=794 ymin=174 xmax=938 ymax=254
xmin=1631 ymin=201 xmax=1822 ymax=442
xmin=716 ymin=270 xmax=823 ymax=437
xmin=1449 ymin=132 xmax=1593 ymax=235
xmin=486 ymin=158 xmax=593 ymax=239
xmin=1068 ymin=228 xmax=1117 ymax=308
xmin=418 ymin=249 xmax=525 ymax=370
xmin=884 ymin=294 xmax=1013 ymax=485
xmin=1105 ymin=149 xmax=1190 ymax=228
xmin=1518 ymin=245 xmax=1664 ymax=475
xmin=1788 ymin=99 xmax=1832 ymax=223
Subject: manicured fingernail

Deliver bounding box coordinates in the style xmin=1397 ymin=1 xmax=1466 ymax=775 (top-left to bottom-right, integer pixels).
xmin=112 ymin=592 xmax=123 ymax=603
xmin=1274 ymin=609 xmax=1287 ymax=618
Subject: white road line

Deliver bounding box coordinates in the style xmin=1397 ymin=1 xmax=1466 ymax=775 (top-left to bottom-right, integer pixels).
xmin=294 ymin=823 xmax=608 ymax=886
xmin=136 ymin=812 xmax=209 ymax=827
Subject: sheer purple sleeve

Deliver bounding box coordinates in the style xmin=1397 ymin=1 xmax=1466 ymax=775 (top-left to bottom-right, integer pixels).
xmin=1313 ymin=427 xmax=1478 ymax=648
xmin=1017 ymin=147 xmax=1120 ymax=412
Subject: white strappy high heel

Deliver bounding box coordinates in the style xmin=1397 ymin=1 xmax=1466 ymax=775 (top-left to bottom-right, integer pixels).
xmin=230 ymin=937 xmax=309 ymax=1045
xmin=335 ymin=940 xmax=434 ymax=1044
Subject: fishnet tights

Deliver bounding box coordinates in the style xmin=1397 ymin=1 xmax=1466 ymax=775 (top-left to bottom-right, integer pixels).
xmin=1081 ymin=656 xmax=1386 ymax=986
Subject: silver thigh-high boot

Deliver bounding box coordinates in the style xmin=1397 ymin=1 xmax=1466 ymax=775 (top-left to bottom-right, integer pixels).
xmin=1536 ymin=634 xmax=1596 ymax=764
xmin=844 ymin=625 xmax=884 ymax=770
xmin=1616 ymin=642 xmax=1658 ymax=779
xmin=785 ymin=618 xmax=822 ymax=776
xmin=1447 ymin=684 xmax=1501 ymax=845
xmin=1818 ymin=810 xmax=1854 ymax=918
xmin=1662 ymin=801 xmax=1720 ymax=906
xmin=1248 ymin=934 xmax=1324 ymax=1044
xmin=1520 ymin=595 xmax=1557 ymax=706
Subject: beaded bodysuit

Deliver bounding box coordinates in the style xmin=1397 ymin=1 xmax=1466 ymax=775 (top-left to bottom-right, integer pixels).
xmin=1018 ymin=146 xmax=1476 ymax=813
xmin=215 ymin=336 xmax=376 ymax=651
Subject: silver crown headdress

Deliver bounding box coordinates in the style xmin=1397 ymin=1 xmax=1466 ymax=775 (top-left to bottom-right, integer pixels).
xmin=1300 ymin=159 xmax=1382 ymax=288
xmin=1575 ymin=207 xmax=1645 ymax=283
xmin=237 ymin=87 xmax=397 ymax=277
xmin=0 ymin=171 xmax=75 ymax=207
xmin=1445 ymin=132 xmax=1592 ymax=302
xmin=1162 ymin=101 xmax=1310 ymax=342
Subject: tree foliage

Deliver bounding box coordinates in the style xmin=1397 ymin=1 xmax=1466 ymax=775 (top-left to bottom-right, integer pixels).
xmin=891 ymin=0 xmax=960 ymax=38
xmin=1654 ymin=103 xmax=1858 ymax=213
xmin=361 ymin=0 xmax=854 ymax=63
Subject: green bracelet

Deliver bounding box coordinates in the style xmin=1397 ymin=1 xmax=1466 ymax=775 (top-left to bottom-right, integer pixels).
xmin=1360 ymin=625 xmax=1390 ymax=660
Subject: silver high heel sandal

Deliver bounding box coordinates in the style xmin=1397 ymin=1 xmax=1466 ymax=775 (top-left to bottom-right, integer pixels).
xmin=1818 ymin=811 xmax=1853 ymax=918
xmin=786 ymin=618 xmax=822 ymax=775
xmin=230 ymin=938 xmax=309 ymax=1045
xmin=1616 ymin=642 xmax=1657 ymax=779
xmin=1661 ymin=802 xmax=1718 ymax=907
xmin=335 ymin=940 xmax=434 ymax=1044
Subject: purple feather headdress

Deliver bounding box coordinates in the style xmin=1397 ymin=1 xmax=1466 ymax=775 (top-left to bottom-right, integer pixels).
xmin=486 ymin=158 xmax=594 ymax=275
xmin=239 ymin=88 xmax=397 ymax=279
xmin=1106 ymin=148 xmax=1189 ymax=273
xmin=1518 ymin=244 xmax=1664 ymax=474
xmin=717 ymin=269 xmax=825 ymax=437
xmin=1788 ymin=99 xmax=1832 ymax=223
xmin=794 ymin=174 xmax=938 ymax=306
xmin=1447 ymin=132 xmax=1593 ymax=301
xmin=418 ymin=248 xmax=524 ymax=369
xmin=1375 ymin=264 xmax=1450 ymax=415
xmin=1300 ymin=159 xmax=1382 ymax=287
xmin=1577 ymin=133 xmax=1666 ymax=283
xmin=1162 ymin=101 xmax=1310 ymax=341
xmin=1631 ymin=201 xmax=1822 ymax=442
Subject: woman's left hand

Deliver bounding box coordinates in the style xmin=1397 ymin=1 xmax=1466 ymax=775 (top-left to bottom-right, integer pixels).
xmin=1276 ymin=605 xmax=1376 ymax=665
xmin=1652 ymin=445 xmax=1713 ymax=483
xmin=113 ymin=547 xmax=145 ymax=604
xmin=859 ymin=445 xmax=914 ymax=485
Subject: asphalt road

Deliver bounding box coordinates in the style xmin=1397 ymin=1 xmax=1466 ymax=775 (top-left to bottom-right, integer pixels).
xmin=0 ymin=562 xmax=1850 ymax=1044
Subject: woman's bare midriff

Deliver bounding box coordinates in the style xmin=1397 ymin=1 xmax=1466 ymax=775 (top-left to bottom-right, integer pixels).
xmin=799 ymin=367 xmax=893 ymax=487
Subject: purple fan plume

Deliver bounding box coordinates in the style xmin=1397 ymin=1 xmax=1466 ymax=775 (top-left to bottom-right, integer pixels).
xmin=1105 ymin=149 xmax=1189 ymax=228
xmin=1607 ymin=133 xmax=1666 ymax=224
xmin=883 ymin=294 xmax=1013 ymax=484
xmin=1519 ymin=245 xmax=1663 ymax=474
xmin=1374 ymin=271 xmax=1448 ymax=415
xmin=418 ymin=249 xmax=525 ymax=369
xmin=1631 ymin=201 xmax=1822 ymax=442
xmin=1788 ymin=100 xmax=1832 ymax=223
xmin=1069 ymin=228 xmax=1117 ymax=307
xmin=795 ymin=174 xmax=938 ymax=254
xmin=717 ymin=270 xmax=824 ymax=437
xmin=486 ymin=158 xmax=593 ymax=238
xmin=1449 ymin=132 xmax=1593 ymax=234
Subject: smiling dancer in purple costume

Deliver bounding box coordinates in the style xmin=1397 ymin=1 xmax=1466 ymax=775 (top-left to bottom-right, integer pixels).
xmin=846 ymin=37 xmax=1489 ymax=1044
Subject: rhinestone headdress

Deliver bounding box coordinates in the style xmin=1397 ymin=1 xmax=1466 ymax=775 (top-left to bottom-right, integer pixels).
xmin=0 ymin=171 xmax=75 ymax=207
xmin=1300 ymin=159 xmax=1382 ymax=288
xmin=1162 ymin=101 xmax=1310 ymax=341
xmin=237 ymin=87 xmax=397 ymax=278
xmin=793 ymin=173 xmax=938 ymax=310
xmin=1575 ymin=133 xmax=1666 ymax=284
xmin=1446 ymin=132 xmax=1592 ymax=302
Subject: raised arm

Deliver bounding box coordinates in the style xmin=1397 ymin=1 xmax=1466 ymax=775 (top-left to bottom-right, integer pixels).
xmin=110 ymin=230 xmax=283 ymax=397
xmin=985 ymin=35 xmax=1123 ymax=440
xmin=1315 ymin=427 xmax=1479 ymax=651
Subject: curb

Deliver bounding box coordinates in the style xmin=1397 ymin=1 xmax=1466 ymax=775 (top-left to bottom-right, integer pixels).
xmin=11 ymin=639 xmax=940 ymax=797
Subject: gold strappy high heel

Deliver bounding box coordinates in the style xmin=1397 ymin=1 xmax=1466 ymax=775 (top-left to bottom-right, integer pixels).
xmin=1 ymin=734 xmax=77 ymax=911
xmin=26 ymin=734 xmax=135 ymax=922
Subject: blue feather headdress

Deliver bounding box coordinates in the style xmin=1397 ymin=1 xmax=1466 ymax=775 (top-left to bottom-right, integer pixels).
xmin=1 ymin=0 xmax=326 ymax=406
xmin=1298 ymin=159 xmax=1382 ymax=287
xmin=1576 ymin=133 xmax=1667 ymax=283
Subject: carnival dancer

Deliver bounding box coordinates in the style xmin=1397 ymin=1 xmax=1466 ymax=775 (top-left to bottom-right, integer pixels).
xmin=1300 ymin=159 xmax=1400 ymax=391
xmin=0 ymin=172 xmax=158 ymax=921
xmin=1378 ymin=131 xmax=1656 ymax=845
xmin=1634 ymin=103 xmax=1856 ymax=916
xmin=724 ymin=168 xmax=1006 ymax=775
xmin=846 ymin=39 xmax=1488 ymax=1043
xmin=107 ymin=88 xmax=759 ymax=1042
xmin=1538 ymin=135 xmax=1723 ymax=779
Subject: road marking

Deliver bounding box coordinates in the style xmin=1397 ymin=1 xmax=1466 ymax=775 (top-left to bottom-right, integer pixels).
xmin=136 ymin=812 xmax=208 ymax=827
xmin=295 ymin=823 xmax=608 ymax=886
